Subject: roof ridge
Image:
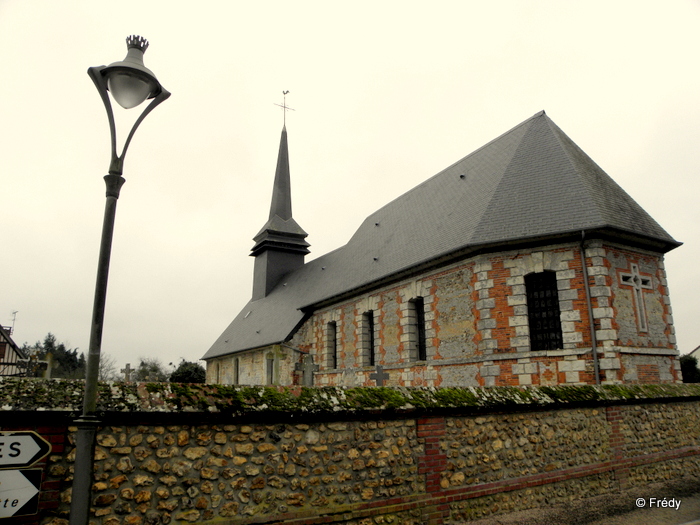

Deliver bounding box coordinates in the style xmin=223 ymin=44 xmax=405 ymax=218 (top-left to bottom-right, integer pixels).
xmin=423 ymin=110 xmax=546 ymax=186
xmin=539 ymin=116 xmax=679 ymax=246
xmin=360 ymin=111 xmax=547 ymax=221
xmin=540 ymin=114 xmax=608 ymax=227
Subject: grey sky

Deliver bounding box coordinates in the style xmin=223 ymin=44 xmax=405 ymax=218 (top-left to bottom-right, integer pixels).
xmin=1 ymin=1 xmax=699 ymax=373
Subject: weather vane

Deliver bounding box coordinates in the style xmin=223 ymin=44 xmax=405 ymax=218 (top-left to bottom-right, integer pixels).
xmin=274 ymin=90 xmax=295 ymax=126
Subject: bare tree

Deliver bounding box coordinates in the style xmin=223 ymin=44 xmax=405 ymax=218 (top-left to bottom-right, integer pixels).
xmin=98 ymin=352 xmax=119 ymax=381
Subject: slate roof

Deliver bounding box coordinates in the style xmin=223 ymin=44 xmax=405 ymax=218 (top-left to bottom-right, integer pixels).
xmin=203 ymin=111 xmax=680 ymax=360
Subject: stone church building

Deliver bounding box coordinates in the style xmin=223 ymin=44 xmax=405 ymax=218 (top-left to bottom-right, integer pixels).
xmin=203 ymin=111 xmax=682 ymax=387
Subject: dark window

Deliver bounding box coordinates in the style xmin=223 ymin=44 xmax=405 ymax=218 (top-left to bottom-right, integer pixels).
xmin=327 ymin=322 xmax=338 ymax=369
xmin=363 ymin=311 xmax=375 ymax=367
xmin=266 ymin=356 xmax=274 ymax=384
xmin=233 ymin=358 xmax=239 ymax=385
xmin=525 ymin=271 xmax=563 ymax=351
xmin=409 ymin=297 xmax=427 ymax=361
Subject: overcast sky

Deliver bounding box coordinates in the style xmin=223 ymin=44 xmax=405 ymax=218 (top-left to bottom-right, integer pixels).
xmin=2 ymin=1 xmax=699 ymax=375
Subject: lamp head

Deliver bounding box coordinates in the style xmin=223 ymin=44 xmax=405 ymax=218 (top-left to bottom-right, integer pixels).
xmin=103 ymin=35 xmax=161 ymax=109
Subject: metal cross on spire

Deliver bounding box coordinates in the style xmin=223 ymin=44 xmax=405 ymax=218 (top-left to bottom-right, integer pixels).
xmin=274 ymin=90 xmax=295 ymax=127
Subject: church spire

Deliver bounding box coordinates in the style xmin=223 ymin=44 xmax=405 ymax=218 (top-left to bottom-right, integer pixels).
xmin=268 ymin=126 xmax=293 ymax=221
xmin=250 ymin=126 xmax=310 ymax=301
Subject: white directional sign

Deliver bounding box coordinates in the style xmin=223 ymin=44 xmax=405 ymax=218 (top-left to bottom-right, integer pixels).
xmin=0 ymin=432 xmax=51 ymax=469
xmin=0 ymin=469 xmax=41 ymax=518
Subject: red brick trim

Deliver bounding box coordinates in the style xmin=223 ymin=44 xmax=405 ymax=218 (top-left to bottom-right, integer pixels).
xmin=416 ymin=416 xmax=448 ymax=493
xmin=415 ymin=417 xmax=449 ymax=523
xmin=606 ymin=405 xmax=628 ymax=489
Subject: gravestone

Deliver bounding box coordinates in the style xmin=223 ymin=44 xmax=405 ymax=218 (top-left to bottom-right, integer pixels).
xmin=295 ymin=354 xmax=319 ymax=386
xmin=121 ymin=363 xmax=133 ymax=382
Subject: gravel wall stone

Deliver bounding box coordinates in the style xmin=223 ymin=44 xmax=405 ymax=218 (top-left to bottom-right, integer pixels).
xmin=1 ymin=379 xmax=698 ymax=525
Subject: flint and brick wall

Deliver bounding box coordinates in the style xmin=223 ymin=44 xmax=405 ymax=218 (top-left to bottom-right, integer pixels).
xmin=272 ymin=241 xmax=679 ymax=388
xmin=2 ymin=380 xmax=699 ymax=525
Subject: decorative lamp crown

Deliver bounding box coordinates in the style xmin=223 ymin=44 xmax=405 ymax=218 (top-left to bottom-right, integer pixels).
xmin=102 ymin=34 xmax=161 ymax=109
xmin=126 ymin=35 xmax=149 ymax=52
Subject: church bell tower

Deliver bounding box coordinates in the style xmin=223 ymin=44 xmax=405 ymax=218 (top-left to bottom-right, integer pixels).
xmin=250 ymin=126 xmax=310 ymax=300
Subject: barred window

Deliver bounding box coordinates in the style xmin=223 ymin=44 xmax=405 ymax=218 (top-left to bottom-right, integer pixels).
xmin=525 ymin=271 xmax=563 ymax=351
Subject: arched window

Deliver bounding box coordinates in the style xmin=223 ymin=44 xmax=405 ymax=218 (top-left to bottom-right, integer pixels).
xmin=525 ymin=271 xmax=563 ymax=351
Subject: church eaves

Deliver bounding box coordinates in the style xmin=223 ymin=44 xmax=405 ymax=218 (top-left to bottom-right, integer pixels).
xmin=204 ymin=111 xmax=680 ymax=360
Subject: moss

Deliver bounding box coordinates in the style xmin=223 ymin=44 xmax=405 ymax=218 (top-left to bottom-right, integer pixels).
xmin=3 ymin=377 xmax=700 ymax=416
xmin=209 ymin=385 xmax=246 ymax=412
xmin=432 ymin=387 xmax=478 ymax=407
xmin=295 ymin=387 xmax=344 ymax=412
xmin=145 ymin=382 xmax=167 ymax=394
xmin=539 ymin=385 xmax=603 ymax=403
xmin=345 ymin=387 xmax=407 ymax=410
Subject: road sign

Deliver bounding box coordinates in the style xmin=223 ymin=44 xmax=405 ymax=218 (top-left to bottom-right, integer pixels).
xmin=0 ymin=432 xmax=51 ymax=469
xmin=0 ymin=469 xmax=42 ymax=518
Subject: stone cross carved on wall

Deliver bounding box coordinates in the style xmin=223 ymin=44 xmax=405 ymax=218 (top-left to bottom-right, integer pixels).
xmin=619 ymin=263 xmax=653 ymax=332
xmin=295 ymin=354 xmax=319 ymax=386
xmin=370 ymin=364 xmax=390 ymax=386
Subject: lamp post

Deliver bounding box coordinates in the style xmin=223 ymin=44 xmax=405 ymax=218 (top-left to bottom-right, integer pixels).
xmin=69 ymin=36 xmax=170 ymax=525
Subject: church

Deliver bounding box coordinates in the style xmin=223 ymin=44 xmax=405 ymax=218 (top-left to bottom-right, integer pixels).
xmin=202 ymin=111 xmax=682 ymax=387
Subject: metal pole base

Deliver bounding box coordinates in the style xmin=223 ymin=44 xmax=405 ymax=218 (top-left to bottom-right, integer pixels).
xmin=68 ymin=416 xmax=100 ymax=525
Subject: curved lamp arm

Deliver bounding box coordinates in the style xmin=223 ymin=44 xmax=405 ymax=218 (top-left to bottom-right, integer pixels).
xmin=87 ymin=65 xmax=171 ymax=176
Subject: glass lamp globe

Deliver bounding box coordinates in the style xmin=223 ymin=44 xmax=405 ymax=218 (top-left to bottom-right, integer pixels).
xmin=107 ymin=73 xmax=153 ymax=109
xmin=103 ymin=35 xmax=161 ymax=110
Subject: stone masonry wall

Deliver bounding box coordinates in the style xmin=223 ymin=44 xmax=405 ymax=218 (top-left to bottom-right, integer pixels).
xmin=69 ymin=418 xmax=421 ymax=524
xmin=280 ymin=241 xmax=679 ymax=389
xmin=1 ymin=379 xmax=699 ymax=525
xmin=206 ymin=346 xmax=299 ymax=386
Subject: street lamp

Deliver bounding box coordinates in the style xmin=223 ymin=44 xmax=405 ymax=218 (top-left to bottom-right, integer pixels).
xmin=69 ymin=36 xmax=170 ymax=525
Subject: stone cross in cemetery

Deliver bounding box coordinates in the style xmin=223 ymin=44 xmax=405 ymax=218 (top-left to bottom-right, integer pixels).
xmin=370 ymin=364 xmax=390 ymax=386
xmin=619 ymin=263 xmax=653 ymax=332
xmin=295 ymin=354 xmax=319 ymax=386
xmin=17 ymin=354 xmax=50 ymax=378
xmin=121 ymin=363 xmax=133 ymax=381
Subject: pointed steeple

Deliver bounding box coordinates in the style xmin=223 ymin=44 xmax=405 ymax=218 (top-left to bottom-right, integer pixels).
xmin=268 ymin=126 xmax=293 ymax=221
xmin=251 ymin=127 xmax=310 ymax=300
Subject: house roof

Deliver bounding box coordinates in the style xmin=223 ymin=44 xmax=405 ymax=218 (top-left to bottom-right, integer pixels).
xmin=203 ymin=111 xmax=680 ymax=360
xmin=0 ymin=325 xmax=26 ymax=360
